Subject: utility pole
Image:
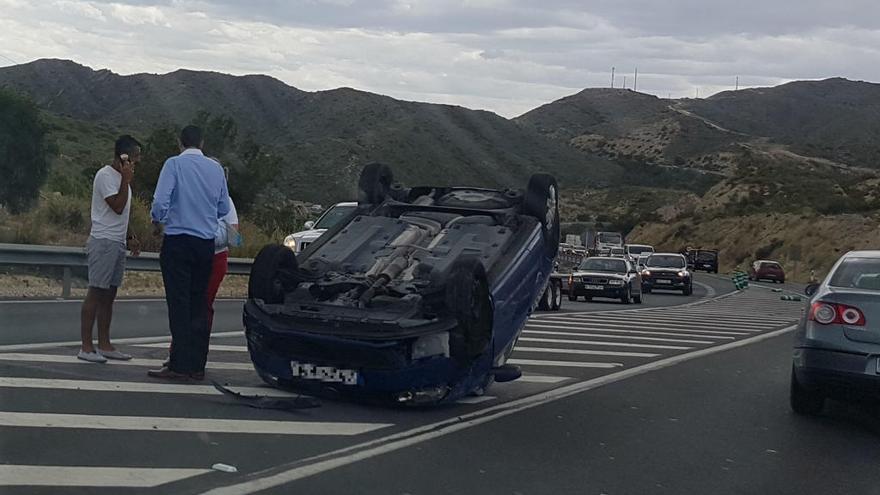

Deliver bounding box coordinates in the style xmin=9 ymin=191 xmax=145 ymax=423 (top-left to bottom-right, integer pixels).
xmin=735 ymin=76 xmax=739 ymax=91
xmin=623 ymin=76 xmax=627 ymax=89
xmin=611 ymin=66 xmax=615 ymax=88
xmin=634 ymin=67 xmax=638 ymax=92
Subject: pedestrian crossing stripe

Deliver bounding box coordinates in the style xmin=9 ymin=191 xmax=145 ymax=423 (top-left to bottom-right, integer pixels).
xmin=0 ymin=465 xmax=212 ymax=488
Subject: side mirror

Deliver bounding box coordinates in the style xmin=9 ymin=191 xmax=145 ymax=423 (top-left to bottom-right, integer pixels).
xmin=804 ymin=283 xmax=819 ymax=297
xmin=304 ymin=220 xmax=316 ymax=230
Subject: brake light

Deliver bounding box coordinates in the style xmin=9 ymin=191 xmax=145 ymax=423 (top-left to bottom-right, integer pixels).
xmin=809 ymin=302 xmax=865 ymax=326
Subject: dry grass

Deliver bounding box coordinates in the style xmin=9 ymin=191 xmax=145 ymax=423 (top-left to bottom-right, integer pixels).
xmin=0 ymin=272 xmax=248 ymax=299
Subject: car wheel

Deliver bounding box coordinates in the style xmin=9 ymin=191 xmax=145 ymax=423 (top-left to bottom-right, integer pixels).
xmin=249 ymin=244 xmax=300 ymax=304
xmin=568 ymin=290 xmax=578 ymax=302
xmin=523 ymin=174 xmax=560 ymax=259
xmin=537 ymin=284 xmax=551 ymax=311
xmin=446 ymin=258 xmax=493 ymax=364
xmin=357 ymin=162 xmax=394 ymax=206
xmin=683 ymin=284 xmax=693 ymax=296
xmin=790 ymin=368 xmax=825 ymax=416
xmin=550 ymin=280 xmax=562 ymax=311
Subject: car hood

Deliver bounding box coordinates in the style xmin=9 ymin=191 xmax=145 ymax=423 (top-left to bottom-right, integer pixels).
xmin=572 ymin=270 xmax=627 ymax=279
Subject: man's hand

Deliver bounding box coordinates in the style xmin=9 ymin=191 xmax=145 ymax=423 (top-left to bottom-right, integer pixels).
xmin=152 ymin=221 xmax=164 ymax=237
xmin=121 ymin=158 xmax=134 ymax=184
xmin=127 ymin=236 xmax=141 ymax=257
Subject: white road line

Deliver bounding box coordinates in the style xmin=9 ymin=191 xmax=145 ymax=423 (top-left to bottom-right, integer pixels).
xmin=514 ymin=346 xmax=660 ymax=358
xmin=0 ymin=331 xmax=243 ymax=352
xmin=0 ymin=465 xmax=212 ymax=488
xmin=524 ymin=324 xmax=735 ymax=340
xmin=0 ymin=412 xmax=392 ymax=436
xmin=652 ymin=311 xmax=794 ymax=322
xmin=521 ymin=330 xmax=714 ymax=344
xmin=544 ymin=315 xmax=770 ymax=331
xmin=520 ymin=336 xmax=698 ymax=349
xmin=456 ymin=396 xmax=497 ymax=405
xmin=0 ymin=353 xmax=254 ymax=371
xmin=198 ymin=327 xmax=798 ymax=495
xmin=516 ymin=374 xmax=572 ymax=384
xmin=0 ymin=377 xmax=298 ymax=397
xmin=529 ymin=320 xmax=752 ymax=336
xmin=137 ymin=343 xmax=248 ymax=353
xmin=507 ymin=359 xmax=623 ymax=369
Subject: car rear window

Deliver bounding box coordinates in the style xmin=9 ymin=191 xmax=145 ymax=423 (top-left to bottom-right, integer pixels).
xmin=762 ymin=262 xmax=782 ymax=269
xmin=696 ymin=252 xmax=716 ymax=261
xmin=829 ymin=258 xmax=880 ymax=291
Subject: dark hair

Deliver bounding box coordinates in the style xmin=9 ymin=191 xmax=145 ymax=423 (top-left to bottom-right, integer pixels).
xmin=179 ymin=125 xmax=204 ymax=149
xmin=114 ymin=135 xmax=141 ymax=157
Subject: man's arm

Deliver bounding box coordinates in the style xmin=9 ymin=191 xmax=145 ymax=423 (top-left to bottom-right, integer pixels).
xmin=150 ymin=159 xmax=177 ymax=224
xmin=102 ymin=162 xmax=133 ymax=215
xmin=216 ymin=176 xmax=231 ymax=219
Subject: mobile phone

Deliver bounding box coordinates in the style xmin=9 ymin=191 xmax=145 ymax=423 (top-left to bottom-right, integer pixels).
xmin=120 ymin=153 xmax=129 ymax=163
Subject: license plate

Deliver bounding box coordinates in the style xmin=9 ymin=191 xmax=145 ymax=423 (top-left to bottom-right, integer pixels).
xmin=585 ymin=285 xmax=604 ymax=290
xmin=291 ymin=361 xmax=359 ymax=385
xmin=657 ymin=279 xmax=672 ymax=284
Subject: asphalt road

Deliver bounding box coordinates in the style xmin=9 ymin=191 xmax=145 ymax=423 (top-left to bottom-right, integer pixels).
xmin=1 ymin=274 xmax=856 ymax=495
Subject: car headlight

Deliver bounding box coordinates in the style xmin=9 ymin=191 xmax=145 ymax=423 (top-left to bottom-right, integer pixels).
xmin=677 ymin=271 xmax=688 ymax=277
xmin=412 ymin=332 xmax=450 ymax=360
xmin=608 ymin=279 xmax=624 ymax=285
xmin=642 ymin=270 xmax=651 ymax=276
xmin=283 ymin=236 xmax=297 ymax=250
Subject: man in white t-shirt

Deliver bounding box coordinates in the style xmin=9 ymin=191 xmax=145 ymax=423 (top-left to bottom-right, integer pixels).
xmin=77 ymin=135 xmax=142 ymax=363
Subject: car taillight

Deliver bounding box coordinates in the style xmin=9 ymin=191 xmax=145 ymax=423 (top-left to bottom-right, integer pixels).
xmin=809 ymin=302 xmax=865 ymax=326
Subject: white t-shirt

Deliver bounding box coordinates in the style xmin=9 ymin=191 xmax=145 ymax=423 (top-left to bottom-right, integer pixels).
xmin=89 ymin=165 xmax=131 ymax=243
xmin=214 ymin=198 xmax=239 ymax=254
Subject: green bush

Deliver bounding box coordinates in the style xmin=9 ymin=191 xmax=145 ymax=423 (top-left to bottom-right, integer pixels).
xmin=42 ymin=194 xmax=88 ymax=232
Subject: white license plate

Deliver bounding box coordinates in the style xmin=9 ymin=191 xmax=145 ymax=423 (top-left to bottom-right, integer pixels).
xmin=291 ymin=361 xmax=359 ymax=385
xmin=656 ymin=279 xmax=672 ymax=284
xmin=585 ymin=285 xmax=604 ymax=290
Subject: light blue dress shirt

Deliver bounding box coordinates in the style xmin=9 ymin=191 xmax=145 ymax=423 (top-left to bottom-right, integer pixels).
xmin=150 ymin=148 xmax=231 ymax=239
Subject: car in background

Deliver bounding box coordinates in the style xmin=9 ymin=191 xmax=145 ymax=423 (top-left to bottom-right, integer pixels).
xmin=641 ymin=253 xmax=693 ymax=295
xmin=246 ymin=163 xmax=560 ymax=406
xmin=749 ymin=260 xmax=786 ymax=283
xmin=625 ymin=244 xmax=654 ymax=262
xmin=595 ymin=231 xmax=624 ymax=254
xmin=568 ymin=256 xmax=642 ymax=304
xmin=791 ymin=251 xmax=880 ymax=415
xmin=690 ymin=249 xmax=719 ymax=274
xmin=608 ymin=246 xmax=626 ymax=258
xmin=283 ymin=202 xmax=358 ymax=253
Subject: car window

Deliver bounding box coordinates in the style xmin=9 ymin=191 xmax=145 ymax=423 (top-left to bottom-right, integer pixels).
xmin=627 ymin=246 xmax=653 ymax=255
xmin=829 ymin=258 xmax=880 ymax=290
xmin=762 ymin=262 xmax=782 ymax=269
xmin=579 ymin=258 xmax=628 ymax=273
xmin=696 ymin=252 xmax=716 ymax=261
xmin=646 ymin=255 xmax=686 ymax=269
xmin=598 ymin=233 xmax=622 ymax=244
xmin=314 ymin=205 xmax=357 ymax=230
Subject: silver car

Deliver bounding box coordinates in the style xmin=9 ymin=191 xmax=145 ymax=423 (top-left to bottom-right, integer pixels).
xmin=791 ymin=250 xmax=880 ymax=414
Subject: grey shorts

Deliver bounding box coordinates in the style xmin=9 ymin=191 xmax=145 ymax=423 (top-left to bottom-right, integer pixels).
xmin=86 ymin=236 xmax=126 ymax=289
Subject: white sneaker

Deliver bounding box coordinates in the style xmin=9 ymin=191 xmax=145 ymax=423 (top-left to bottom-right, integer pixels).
xmin=77 ymin=350 xmax=108 ymax=363
xmin=97 ymin=349 xmax=132 ymax=361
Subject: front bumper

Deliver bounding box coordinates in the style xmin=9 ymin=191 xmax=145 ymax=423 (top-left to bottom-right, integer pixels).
xmin=643 ymin=277 xmax=689 ymax=290
xmin=793 ymin=347 xmax=880 ymax=401
xmin=570 ymin=283 xmax=626 ymax=298
xmin=243 ymin=301 xmax=490 ymax=405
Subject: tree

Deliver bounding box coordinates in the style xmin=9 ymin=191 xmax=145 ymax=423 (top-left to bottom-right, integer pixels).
xmin=133 ymin=125 xmax=179 ymax=200
xmin=0 ymin=89 xmax=52 ymax=213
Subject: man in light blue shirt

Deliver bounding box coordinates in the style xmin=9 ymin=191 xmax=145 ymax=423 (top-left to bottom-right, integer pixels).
xmin=148 ymin=125 xmax=231 ymax=381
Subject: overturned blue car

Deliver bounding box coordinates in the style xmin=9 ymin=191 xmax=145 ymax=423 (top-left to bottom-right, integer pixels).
xmin=244 ymin=163 xmax=559 ymax=405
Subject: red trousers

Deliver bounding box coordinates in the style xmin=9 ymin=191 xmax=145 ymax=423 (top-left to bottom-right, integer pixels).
xmin=206 ymin=250 xmax=229 ymax=333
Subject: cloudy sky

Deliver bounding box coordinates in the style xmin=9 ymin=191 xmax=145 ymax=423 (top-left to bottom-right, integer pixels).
xmin=1 ymin=0 xmax=877 ymax=117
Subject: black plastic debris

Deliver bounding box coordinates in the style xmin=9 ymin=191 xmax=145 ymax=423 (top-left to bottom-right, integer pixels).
xmin=212 ymin=381 xmax=321 ymax=411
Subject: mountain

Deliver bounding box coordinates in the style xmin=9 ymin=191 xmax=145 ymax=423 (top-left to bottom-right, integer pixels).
xmin=0 ymin=59 xmax=621 ymax=202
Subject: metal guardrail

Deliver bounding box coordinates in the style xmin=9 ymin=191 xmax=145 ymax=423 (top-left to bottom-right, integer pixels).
xmin=0 ymin=243 xmax=254 ymax=298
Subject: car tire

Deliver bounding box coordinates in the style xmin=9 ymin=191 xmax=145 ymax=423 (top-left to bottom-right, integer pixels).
xmin=249 ymin=244 xmax=300 ymax=304
xmin=790 ymin=368 xmax=825 ymax=416
xmin=523 ymin=174 xmax=560 ymax=259
xmin=683 ymin=284 xmax=693 ymax=296
xmin=568 ymin=290 xmax=578 ymax=302
xmin=357 ymin=162 xmax=394 ymax=206
xmin=537 ymin=284 xmax=551 ymax=311
xmin=550 ymin=280 xmax=562 ymax=311
xmin=446 ymin=258 xmax=493 ymax=364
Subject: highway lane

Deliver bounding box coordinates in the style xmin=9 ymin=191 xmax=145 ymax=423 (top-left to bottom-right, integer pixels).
xmin=0 ymin=277 xmax=811 ymax=494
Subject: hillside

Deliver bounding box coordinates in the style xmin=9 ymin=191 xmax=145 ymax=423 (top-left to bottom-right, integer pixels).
xmin=682 ymin=78 xmax=880 ymax=170
xmin=0 ymin=59 xmax=622 ymax=203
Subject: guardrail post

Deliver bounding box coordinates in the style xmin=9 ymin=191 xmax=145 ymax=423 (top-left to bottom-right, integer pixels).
xmin=62 ymin=267 xmax=72 ymax=298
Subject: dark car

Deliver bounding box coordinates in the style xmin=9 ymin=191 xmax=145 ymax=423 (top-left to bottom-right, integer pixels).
xmin=791 ymin=251 xmax=880 ymax=415
xmin=641 ymin=253 xmax=693 ymax=295
xmin=749 ymin=260 xmax=786 ymax=283
xmin=244 ymin=163 xmax=560 ymax=406
xmin=690 ymin=249 xmax=719 ymax=274
xmin=568 ymin=256 xmax=643 ymax=304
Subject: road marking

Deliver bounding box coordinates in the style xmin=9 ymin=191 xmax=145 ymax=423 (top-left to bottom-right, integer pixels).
xmin=514 ymin=346 xmax=660 ymax=358
xmin=0 ymin=465 xmax=212 ymax=488
xmin=524 ymin=324 xmax=735 ymax=340
xmin=521 ymin=331 xmax=714 ymax=344
xmin=515 ymin=374 xmax=572 ymax=384
xmin=0 ymin=353 xmax=254 ymax=370
xmin=457 ymin=396 xmax=497 ymax=405
xmin=0 ymin=412 xmax=392 ymax=436
xmin=545 ymin=314 xmax=768 ymax=331
xmin=519 ymin=337 xmax=691 ymax=350
xmin=0 ymin=331 xmax=242 ymax=352
xmin=0 ymin=377 xmax=299 ymax=397
xmin=137 ymin=343 xmax=248 ymax=353
xmin=508 ymin=359 xmax=623 ymax=368
xmin=199 ymin=325 xmax=798 ymax=495
xmin=530 ymin=319 xmax=752 ymax=336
